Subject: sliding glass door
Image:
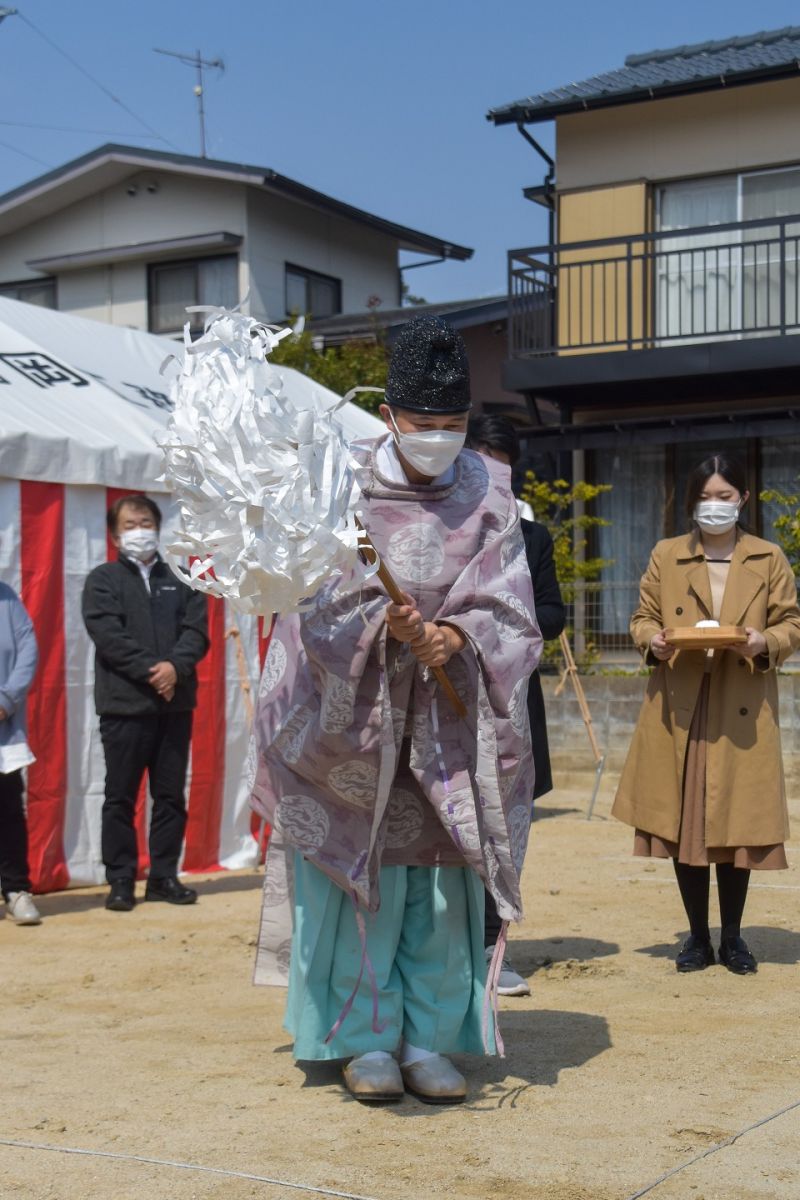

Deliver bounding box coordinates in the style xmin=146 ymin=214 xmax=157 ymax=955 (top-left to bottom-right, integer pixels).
xmin=656 ymin=166 xmax=800 ymax=342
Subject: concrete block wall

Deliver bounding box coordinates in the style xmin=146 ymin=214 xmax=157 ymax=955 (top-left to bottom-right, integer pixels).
xmin=543 ymin=672 xmax=800 ymax=787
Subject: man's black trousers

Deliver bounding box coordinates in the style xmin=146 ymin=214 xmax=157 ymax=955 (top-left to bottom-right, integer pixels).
xmin=99 ymin=712 xmax=193 ymax=884
xmin=0 ymin=769 xmax=32 ymax=898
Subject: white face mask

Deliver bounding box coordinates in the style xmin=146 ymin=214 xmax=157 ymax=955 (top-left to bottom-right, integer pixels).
xmin=694 ymin=500 xmax=740 ymax=535
xmin=388 ymin=410 xmax=466 ymax=478
xmin=119 ymin=527 xmax=159 ymax=562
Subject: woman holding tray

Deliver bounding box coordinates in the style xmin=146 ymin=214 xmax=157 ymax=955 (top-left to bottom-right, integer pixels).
xmin=613 ymin=453 xmax=800 ymax=974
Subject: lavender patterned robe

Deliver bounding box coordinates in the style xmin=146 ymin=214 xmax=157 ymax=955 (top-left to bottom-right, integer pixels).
xmin=252 ymin=442 xmax=541 ymax=979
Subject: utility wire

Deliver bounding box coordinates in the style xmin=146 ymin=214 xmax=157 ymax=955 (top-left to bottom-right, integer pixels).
xmin=0 ymin=119 xmax=161 ymax=137
xmin=15 ymin=12 xmax=179 ymax=151
xmin=0 ymin=137 xmax=51 ymax=168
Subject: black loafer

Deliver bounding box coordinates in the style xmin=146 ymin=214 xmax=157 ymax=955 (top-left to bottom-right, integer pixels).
xmin=675 ymin=935 xmax=715 ymax=972
xmin=105 ymin=880 xmax=136 ymax=912
xmin=719 ymin=935 xmax=757 ymax=975
xmin=144 ymin=876 xmax=197 ymax=905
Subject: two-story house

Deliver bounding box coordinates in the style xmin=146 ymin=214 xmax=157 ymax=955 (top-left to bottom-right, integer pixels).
xmin=0 ymin=143 xmax=471 ymax=335
xmin=489 ymin=27 xmax=800 ymax=652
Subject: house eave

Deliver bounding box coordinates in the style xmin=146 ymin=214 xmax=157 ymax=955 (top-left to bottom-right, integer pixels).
xmin=27 ymin=231 xmax=243 ymax=274
xmin=488 ymin=61 xmax=800 ymax=127
xmin=503 ymin=335 xmax=800 ymax=406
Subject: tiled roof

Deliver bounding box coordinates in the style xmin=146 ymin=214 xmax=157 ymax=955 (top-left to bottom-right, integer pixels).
xmin=488 ymin=26 xmax=800 ymax=125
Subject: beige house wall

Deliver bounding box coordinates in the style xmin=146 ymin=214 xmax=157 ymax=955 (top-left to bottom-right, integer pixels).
xmin=557 ymin=183 xmax=649 ymax=351
xmin=556 ymin=76 xmax=800 ymax=191
xmin=245 ymin=190 xmax=399 ymax=323
xmin=57 ymin=262 xmax=147 ymax=326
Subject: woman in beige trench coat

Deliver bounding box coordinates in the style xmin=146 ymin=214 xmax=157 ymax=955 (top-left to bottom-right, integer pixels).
xmin=613 ymin=454 xmax=800 ymax=975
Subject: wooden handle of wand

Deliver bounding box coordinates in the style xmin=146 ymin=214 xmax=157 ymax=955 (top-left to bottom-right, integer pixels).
xmin=356 ymin=519 xmax=467 ymax=720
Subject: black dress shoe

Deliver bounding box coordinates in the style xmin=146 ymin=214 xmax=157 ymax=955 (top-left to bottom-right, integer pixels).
xmin=144 ymin=876 xmax=197 ymax=905
xmin=719 ymin=935 xmax=757 ymax=975
xmin=675 ymin=934 xmax=715 ymax=972
xmin=105 ymin=880 xmax=136 ymax=912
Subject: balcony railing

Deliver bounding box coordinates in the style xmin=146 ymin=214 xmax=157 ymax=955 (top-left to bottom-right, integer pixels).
xmin=509 ymin=214 xmax=800 ymax=358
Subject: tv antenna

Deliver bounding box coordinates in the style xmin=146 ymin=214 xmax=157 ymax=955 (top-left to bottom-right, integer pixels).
xmin=154 ymin=47 xmax=224 ymax=158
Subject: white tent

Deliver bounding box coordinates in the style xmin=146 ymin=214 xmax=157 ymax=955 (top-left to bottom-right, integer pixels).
xmin=0 ymin=297 xmax=383 ymax=488
xmin=0 ymin=298 xmax=384 ymax=891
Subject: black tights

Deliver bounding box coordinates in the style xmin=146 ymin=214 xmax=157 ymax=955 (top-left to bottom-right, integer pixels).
xmin=672 ymin=859 xmax=751 ymax=942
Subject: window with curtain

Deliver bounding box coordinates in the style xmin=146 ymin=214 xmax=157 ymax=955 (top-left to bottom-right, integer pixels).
xmin=0 ymin=277 xmax=56 ymax=308
xmin=656 ymin=177 xmax=738 ymax=342
xmin=656 ymin=167 xmax=800 ymax=342
xmin=592 ymin=445 xmax=665 ymax=637
xmin=149 ymin=255 xmax=239 ymax=334
xmin=285 ymin=264 xmax=341 ymax=319
xmin=741 ymin=169 xmax=800 ymax=332
xmin=760 ymin=436 xmax=800 ymax=542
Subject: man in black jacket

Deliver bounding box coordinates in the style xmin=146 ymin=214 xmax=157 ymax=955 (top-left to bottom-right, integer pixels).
xmin=468 ymin=415 xmax=566 ymax=995
xmin=82 ymin=494 xmax=209 ymax=912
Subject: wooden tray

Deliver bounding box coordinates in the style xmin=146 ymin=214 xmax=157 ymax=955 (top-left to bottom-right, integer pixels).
xmin=664 ymin=625 xmax=747 ymax=649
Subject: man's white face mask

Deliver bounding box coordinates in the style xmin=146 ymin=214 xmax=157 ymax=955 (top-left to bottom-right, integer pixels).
xmin=388 ymin=410 xmax=466 ymax=477
xmin=693 ymin=500 xmax=740 ymax=535
xmin=119 ymin=528 xmax=159 ymax=562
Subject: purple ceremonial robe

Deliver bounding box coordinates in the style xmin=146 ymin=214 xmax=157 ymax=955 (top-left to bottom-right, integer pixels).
xmin=251 ymin=442 xmax=542 ymax=925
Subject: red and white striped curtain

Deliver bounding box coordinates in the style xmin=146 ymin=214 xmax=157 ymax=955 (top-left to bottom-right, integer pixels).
xmin=0 ymin=479 xmax=270 ymax=893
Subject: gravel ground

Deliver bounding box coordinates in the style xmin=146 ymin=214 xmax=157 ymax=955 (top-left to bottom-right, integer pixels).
xmin=2 ymin=772 xmax=799 ymax=1200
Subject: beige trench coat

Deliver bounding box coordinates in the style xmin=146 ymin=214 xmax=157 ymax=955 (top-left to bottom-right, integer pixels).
xmin=613 ymin=530 xmax=800 ymax=847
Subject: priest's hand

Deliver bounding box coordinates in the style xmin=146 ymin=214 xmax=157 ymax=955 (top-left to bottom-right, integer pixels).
xmin=386 ymin=593 xmax=426 ymax=644
xmin=410 ymin=622 xmax=466 ymax=668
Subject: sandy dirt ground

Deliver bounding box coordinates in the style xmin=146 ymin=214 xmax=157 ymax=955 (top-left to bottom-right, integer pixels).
xmin=2 ymin=770 xmax=799 ymax=1200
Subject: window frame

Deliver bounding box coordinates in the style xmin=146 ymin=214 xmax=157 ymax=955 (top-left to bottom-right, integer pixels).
xmin=0 ymin=276 xmax=57 ymax=308
xmin=147 ymin=253 xmax=239 ymax=335
xmin=284 ymin=262 xmax=342 ymax=319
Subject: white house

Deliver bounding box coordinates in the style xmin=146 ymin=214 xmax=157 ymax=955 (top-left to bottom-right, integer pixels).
xmin=0 ymin=144 xmax=472 ymax=335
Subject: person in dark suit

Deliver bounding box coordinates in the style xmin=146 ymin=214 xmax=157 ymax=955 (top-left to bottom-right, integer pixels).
xmin=82 ymin=494 xmax=209 ymax=912
xmin=468 ymin=415 xmax=566 ymax=994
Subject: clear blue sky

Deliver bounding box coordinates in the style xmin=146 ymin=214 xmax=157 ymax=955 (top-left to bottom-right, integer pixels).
xmin=1 ymin=0 xmax=798 ymax=304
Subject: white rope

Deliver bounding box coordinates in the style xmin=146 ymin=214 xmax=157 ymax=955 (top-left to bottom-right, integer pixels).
xmin=0 ymin=1136 xmax=382 ymax=1200
xmin=625 ymin=1096 xmax=800 ymax=1199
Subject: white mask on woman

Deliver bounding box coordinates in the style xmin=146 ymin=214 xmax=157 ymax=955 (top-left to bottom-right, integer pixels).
xmin=693 ymin=500 xmax=740 ymax=535
xmin=388 ymin=410 xmax=466 ymax=478
xmin=119 ymin=528 xmax=159 ymax=561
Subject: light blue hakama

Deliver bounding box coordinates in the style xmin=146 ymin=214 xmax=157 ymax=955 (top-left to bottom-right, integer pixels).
xmin=285 ymin=854 xmax=492 ymax=1061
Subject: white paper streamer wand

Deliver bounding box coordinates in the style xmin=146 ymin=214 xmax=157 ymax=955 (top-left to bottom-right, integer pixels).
xmin=159 ymin=309 xmax=370 ymax=618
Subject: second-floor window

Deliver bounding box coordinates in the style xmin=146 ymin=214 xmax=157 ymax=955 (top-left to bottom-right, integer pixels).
xmin=656 ymin=167 xmax=800 ymax=341
xmin=285 ymin=264 xmax=341 ymax=319
xmin=0 ymin=277 xmax=56 ymax=308
xmin=149 ymin=255 xmax=239 ymax=335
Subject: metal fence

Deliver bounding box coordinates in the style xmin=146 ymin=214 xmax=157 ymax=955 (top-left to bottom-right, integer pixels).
xmin=509 ymin=213 xmax=800 ymax=358
xmin=540 ymin=580 xmax=641 ymax=667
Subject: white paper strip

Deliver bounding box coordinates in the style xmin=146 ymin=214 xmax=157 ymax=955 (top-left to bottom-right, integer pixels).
xmin=159 ymin=309 xmax=374 ymax=615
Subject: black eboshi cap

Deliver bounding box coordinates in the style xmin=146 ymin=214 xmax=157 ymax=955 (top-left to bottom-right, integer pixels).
xmin=385 ymin=316 xmax=471 ymax=413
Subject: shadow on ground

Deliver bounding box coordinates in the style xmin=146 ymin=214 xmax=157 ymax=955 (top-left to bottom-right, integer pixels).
xmin=508 ymin=936 xmax=620 ymax=974
xmin=25 ymin=868 xmax=264 ymax=919
xmin=636 ymin=924 xmax=800 ymax=964
xmin=291 ymin=1009 xmax=612 ymax=1114
xmin=531 ymin=805 xmax=584 ymax=822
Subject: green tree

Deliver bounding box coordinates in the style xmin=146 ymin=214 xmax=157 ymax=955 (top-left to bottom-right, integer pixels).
xmin=760 ymin=484 xmax=800 ymax=576
xmin=270 ymin=321 xmax=388 ymax=416
xmin=519 ymin=473 xmax=613 ymax=669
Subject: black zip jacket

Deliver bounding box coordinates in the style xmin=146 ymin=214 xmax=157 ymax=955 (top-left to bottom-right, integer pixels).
xmin=82 ymin=555 xmax=209 ymax=716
